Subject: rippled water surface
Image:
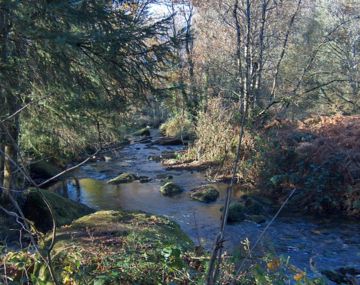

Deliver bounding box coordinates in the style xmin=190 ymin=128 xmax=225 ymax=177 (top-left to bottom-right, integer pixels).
xmin=51 ymin=130 xmax=360 ymax=279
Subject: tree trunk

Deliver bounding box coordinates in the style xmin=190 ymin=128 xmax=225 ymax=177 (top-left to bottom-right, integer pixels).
xmin=0 ymin=142 xmax=4 ymax=186
xmin=184 ymin=3 xmax=197 ymax=116
xmin=233 ymin=0 xmax=244 ymax=111
xmin=244 ymin=0 xmax=252 ymax=117
xmin=2 ymin=112 xmax=19 ymax=198
xmin=255 ymin=0 xmax=270 ymax=107
xmin=0 ymin=2 xmax=16 ymax=199
xmin=2 ymin=144 xmax=15 ymax=193
xmin=96 ymin=119 xmax=102 ymax=150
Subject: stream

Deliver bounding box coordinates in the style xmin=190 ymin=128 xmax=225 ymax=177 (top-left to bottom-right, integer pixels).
xmin=50 ymin=130 xmax=360 ymax=281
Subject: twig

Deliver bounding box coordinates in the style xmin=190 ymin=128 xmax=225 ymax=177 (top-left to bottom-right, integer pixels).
xmin=38 ymin=150 xmax=99 ymax=187
xmin=0 ymin=94 xmax=53 ymax=123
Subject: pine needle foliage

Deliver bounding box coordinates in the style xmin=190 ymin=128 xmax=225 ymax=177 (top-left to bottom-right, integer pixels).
xmin=1 ymin=0 xmax=177 ymax=161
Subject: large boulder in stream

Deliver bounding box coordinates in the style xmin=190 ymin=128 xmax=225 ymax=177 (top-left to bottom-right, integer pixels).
xmin=190 ymin=185 xmax=219 ymax=203
xmin=107 ymin=173 xmax=138 ymax=184
xmin=226 ymin=202 xmax=246 ymax=223
xmin=223 ymin=195 xmax=269 ymax=224
xmin=22 ymin=188 xmax=94 ymax=232
xmin=240 ymin=195 xmax=266 ymax=215
xmin=160 ymin=182 xmax=183 ymax=196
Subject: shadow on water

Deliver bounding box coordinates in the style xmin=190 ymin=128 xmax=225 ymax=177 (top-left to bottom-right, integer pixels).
xmin=50 ymin=130 xmax=360 ymax=277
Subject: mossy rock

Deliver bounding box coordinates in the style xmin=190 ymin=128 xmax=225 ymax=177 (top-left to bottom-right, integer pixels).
xmin=30 ymin=160 xmax=62 ymax=182
xmin=22 ymin=188 xmax=94 ymax=232
xmin=47 ymin=210 xmax=194 ymax=284
xmin=190 ymin=185 xmax=219 ymax=203
xmin=107 ymin=173 xmax=137 ymax=184
xmin=240 ymin=195 xmax=267 ymax=215
xmin=222 ymin=195 xmax=269 ymax=224
xmin=133 ymin=127 xmax=151 ymax=137
xmin=227 ymin=202 xmax=246 ymax=223
xmin=160 ymin=182 xmax=183 ymax=196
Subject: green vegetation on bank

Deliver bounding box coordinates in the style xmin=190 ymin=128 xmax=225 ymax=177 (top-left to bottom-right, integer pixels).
xmin=2 ymin=210 xmax=201 ymax=284
xmin=1 ymin=207 xmax=325 ymax=285
xmin=171 ymin=99 xmax=360 ymax=219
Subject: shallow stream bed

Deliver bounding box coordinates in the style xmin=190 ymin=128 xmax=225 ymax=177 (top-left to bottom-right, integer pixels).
xmin=51 ymin=130 xmax=360 ymax=281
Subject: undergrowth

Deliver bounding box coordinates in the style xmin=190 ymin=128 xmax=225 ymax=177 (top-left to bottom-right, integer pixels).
xmin=1 ymin=239 xmax=325 ymax=285
xmin=176 ymin=97 xmax=360 ymax=217
xmin=159 ymin=112 xmax=195 ymax=140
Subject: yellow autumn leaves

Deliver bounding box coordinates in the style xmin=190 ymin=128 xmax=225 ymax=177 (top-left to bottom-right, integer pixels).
xmin=267 ymin=258 xmax=306 ymax=282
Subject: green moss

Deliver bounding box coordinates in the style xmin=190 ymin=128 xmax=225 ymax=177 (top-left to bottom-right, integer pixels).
xmin=23 ymin=188 xmax=94 ymax=232
xmin=227 ymin=202 xmax=246 ymax=223
xmin=160 ymin=182 xmax=183 ymax=196
xmin=46 ymin=210 xmax=195 ymax=284
xmin=190 ymin=185 xmax=219 ymax=203
xmin=68 ymin=210 xmax=192 ymax=247
xmin=107 ymin=172 xmax=137 ymax=184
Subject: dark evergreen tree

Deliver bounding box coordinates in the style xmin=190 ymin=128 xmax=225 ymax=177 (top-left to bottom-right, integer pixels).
xmin=0 ymin=0 xmax=175 ymax=196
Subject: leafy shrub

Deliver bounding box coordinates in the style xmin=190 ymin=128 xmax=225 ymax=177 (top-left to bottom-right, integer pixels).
xmin=159 ymin=112 xmax=195 ymax=139
xmin=184 ymin=97 xmax=238 ymax=162
xmin=256 ymin=115 xmax=360 ymax=217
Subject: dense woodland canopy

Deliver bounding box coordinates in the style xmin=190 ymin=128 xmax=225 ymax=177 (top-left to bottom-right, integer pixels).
xmin=0 ymin=0 xmax=359 ymax=284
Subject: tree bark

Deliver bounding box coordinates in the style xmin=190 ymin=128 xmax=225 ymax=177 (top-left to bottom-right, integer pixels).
xmin=0 ymin=141 xmax=4 ymax=186
xmin=0 ymin=3 xmax=20 ymax=198
xmin=255 ymin=0 xmax=270 ymax=107
xmin=244 ymin=0 xmax=252 ymax=117
xmin=2 ymin=144 xmax=15 ymax=193
xmin=233 ymin=0 xmax=244 ymax=111
xmin=184 ymin=2 xmax=197 ymax=115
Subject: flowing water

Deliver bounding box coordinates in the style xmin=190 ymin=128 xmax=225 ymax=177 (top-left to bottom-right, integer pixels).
xmin=51 ymin=130 xmax=360 ymax=281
